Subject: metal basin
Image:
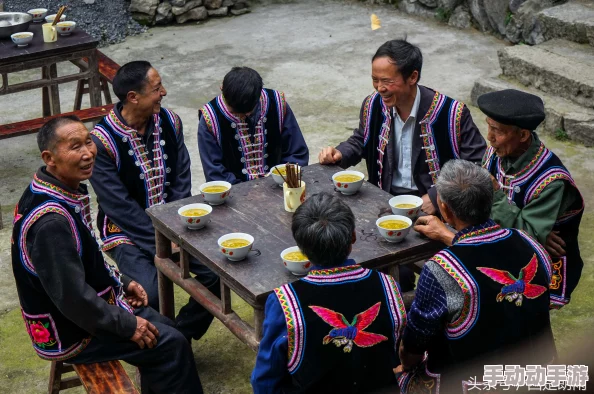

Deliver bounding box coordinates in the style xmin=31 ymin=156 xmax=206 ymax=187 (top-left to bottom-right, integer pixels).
xmin=0 ymin=12 xmax=33 ymax=39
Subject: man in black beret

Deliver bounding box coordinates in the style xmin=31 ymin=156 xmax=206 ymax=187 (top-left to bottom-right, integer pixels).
xmin=415 ymin=89 xmax=584 ymax=309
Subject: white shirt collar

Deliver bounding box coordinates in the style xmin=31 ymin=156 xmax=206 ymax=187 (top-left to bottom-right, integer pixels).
xmin=393 ymin=85 xmax=421 ymax=121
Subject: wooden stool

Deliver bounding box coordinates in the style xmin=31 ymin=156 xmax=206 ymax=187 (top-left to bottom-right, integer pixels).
xmin=48 ymin=360 xmax=138 ymax=394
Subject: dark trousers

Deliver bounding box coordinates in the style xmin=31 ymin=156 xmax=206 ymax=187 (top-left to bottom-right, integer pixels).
xmin=108 ymin=244 xmax=221 ymax=341
xmin=69 ymin=307 xmax=203 ymax=394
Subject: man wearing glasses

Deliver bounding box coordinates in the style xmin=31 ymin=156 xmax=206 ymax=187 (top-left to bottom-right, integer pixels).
xmin=319 ymin=39 xmax=486 ymax=292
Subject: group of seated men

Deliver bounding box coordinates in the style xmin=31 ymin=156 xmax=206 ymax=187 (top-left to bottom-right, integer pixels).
xmin=10 ymin=38 xmax=583 ymax=393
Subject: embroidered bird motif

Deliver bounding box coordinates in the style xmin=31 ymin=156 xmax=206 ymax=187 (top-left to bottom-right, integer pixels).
xmin=477 ymin=253 xmax=547 ymax=307
xmin=309 ymin=302 xmax=388 ymax=353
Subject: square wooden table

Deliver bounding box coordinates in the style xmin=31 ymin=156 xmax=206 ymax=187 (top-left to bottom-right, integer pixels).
xmin=146 ymin=164 xmax=441 ymax=351
xmin=0 ymin=22 xmax=102 ymax=116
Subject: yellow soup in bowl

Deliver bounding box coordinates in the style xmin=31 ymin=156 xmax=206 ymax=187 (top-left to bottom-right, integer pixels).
xmin=221 ymin=239 xmax=251 ymax=248
xmin=203 ymin=186 xmax=229 ymax=193
xmin=394 ymin=203 xmax=417 ymax=209
xmin=379 ymin=220 xmax=409 ymax=230
xmin=334 ymin=174 xmax=363 ymax=183
xmin=284 ymin=251 xmax=308 ymax=261
xmin=272 ymin=167 xmax=287 ymax=176
xmin=181 ymin=208 xmax=209 ymax=217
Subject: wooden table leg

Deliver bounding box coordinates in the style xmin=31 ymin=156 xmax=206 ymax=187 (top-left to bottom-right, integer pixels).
xmin=221 ymin=281 xmax=232 ymax=315
xmin=155 ymin=230 xmax=175 ymax=320
xmin=254 ymin=306 xmax=265 ymax=341
xmin=41 ymin=66 xmax=51 ymax=117
xmin=86 ymin=51 xmax=102 ymax=108
xmin=49 ymin=63 xmax=61 ymax=115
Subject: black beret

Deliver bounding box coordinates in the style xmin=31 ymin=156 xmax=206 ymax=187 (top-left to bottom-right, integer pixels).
xmin=477 ymin=89 xmax=545 ymax=131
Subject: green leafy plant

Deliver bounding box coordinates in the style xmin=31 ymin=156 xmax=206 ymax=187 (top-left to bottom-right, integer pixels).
xmin=554 ymin=128 xmax=570 ymax=141
xmin=435 ymin=7 xmax=452 ymax=23
xmin=505 ymin=10 xmax=513 ymax=26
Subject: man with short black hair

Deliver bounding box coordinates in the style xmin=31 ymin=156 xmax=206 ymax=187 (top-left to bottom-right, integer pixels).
xmin=198 ymin=66 xmax=309 ymax=183
xmin=318 ymin=39 xmax=486 ymax=292
xmin=397 ymin=160 xmax=555 ymax=393
xmin=12 ymin=116 xmax=202 ymax=394
xmin=90 ymin=60 xmax=220 ymax=342
xmin=251 ymin=192 xmax=406 ymax=393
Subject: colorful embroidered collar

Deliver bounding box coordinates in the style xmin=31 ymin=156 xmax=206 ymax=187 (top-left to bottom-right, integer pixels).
xmin=452 ymin=219 xmax=502 ymax=244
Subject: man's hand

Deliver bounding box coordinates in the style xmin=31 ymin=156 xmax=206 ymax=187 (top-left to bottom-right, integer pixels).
xmin=420 ymin=194 xmax=436 ymax=216
xmin=125 ymin=281 xmax=148 ymax=308
xmin=130 ymin=316 xmax=159 ymax=349
xmin=414 ymin=215 xmax=455 ymax=246
xmin=398 ymin=341 xmax=424 ymax=372
xmin=318 ymin=147 xmax=342 ymax=165
xmin=545 ymin=231 xmax=566 ymax=258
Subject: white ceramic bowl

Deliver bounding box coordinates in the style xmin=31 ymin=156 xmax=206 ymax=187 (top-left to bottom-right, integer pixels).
xmin=280 ymin=246 xmax=312 ymax=276
xmin=200 ymin=181 xmax=232 ymax=205
xmin=218 ymin=233 xmax=254 ymax=261
xmin=11 ymin=32 xmax=33 ymax=47
xmin=27 ymin=8 xmax=48 ymax=22
xmin=332 ymin=170 xmax=365 ymax=195
xmin=269 ymin=164 xmax=301 ymax=187
xmin=389 ymin=195 xmax=423 ymax=219
xmin=375 ymin=215 xmax=412 ymax=243
xmin=178 ymin=203 xmax=212 ymax=230
xmin=45 ymin=14 xmax=66 ymax=24
xmin=56 ymin=21 xmax=76 ymax=35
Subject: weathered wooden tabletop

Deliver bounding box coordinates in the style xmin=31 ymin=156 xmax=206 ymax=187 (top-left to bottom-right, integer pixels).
xmin=147 ymin=164 xmax=441 ymax=306
xmin=0 ymin=22 xmax=97 ymax=65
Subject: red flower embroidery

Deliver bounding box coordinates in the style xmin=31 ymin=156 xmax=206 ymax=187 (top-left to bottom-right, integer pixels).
xmin=337 ymin=182 xmax=341 ymax=187
xmin=284 ymin=261 xmax=287 ymax=266
xmin=387 ymin=231 xmax=394 ymax=236
xmin=196 ymin=219 xmax=200 ymax=224
xmin=188 ymin=218 xmax=193 ymax=223
xmin=397 ymin=232 xmax=402 ymax=236
xmin=30 ymin=322 xmax=51 ymax=343
xmin=222 ymin=249 xmax=226 ymax=253
xmin=229 ymin=251 xmax=234 ymax=256
xmin=305 ymin=262 xmax=312 ymax=268
xmin=344 ymin=184 xmax=348 ymax=188
xmin=408 ymin=210 xmax=414 ymax=215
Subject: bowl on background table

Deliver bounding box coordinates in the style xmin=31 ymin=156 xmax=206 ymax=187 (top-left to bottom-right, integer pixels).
xmin=11 ymin=32 xmax=33 ymax=47
xmin=27 ymin=8 xmax=47 ymax=22
xmin=0 ymin=12 xmax=32 ymax=39
xmin=332 ymin=170 xmax=365 ymax=195
xmin=199 ymin=181 xmax=232 ymax=205
xmin=45 ymin=14 xmax=66 ymax=24
xmin=56 ymin=21 xmax=76 ymax=36
xmin=269 ymin=164 xmax=301 ymax=187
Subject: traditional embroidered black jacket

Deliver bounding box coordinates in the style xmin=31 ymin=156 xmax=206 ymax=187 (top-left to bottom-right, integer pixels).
xmin=11 ymin=169 xmax=133 ymax=361
xmin=483 ymin=142 xmax=584 ymax=308
xmin=398 ymin=224 xmax=556 ymax=393
xmin=274 ymin=264 xmax=407 ymax=393
xmin=90 ymin=106 xmax=183 ymax=253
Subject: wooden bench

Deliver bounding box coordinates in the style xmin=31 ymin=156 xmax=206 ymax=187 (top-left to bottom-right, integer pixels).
xmin=74 ymin=50 xmax=120 ymax=111
xmin=0 ymin=104 xmax=114 ymax=140
xmin=49 ymin=360 xmax=139 ymax=394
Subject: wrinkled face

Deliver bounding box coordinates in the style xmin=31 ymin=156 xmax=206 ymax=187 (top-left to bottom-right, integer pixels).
xmin=371 ymin=56 xmax=416 ymax=109
xmin=486 ymin=117 xmax=526 ymax=158
xmin=136 ymin=67 xmax=167 ymax=115
xmin=44 ymin=122 xmax=97 ymax=188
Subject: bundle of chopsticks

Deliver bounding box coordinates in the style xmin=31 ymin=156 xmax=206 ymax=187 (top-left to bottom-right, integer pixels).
xmin=280 ymin=163 xmax=301 ymax=188
xmin=52 ymin=5 xmax=68 ymax=26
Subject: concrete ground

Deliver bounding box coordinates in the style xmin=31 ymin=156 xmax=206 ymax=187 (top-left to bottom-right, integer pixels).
xmin=0 ymin=0 xmax=592 ymax=392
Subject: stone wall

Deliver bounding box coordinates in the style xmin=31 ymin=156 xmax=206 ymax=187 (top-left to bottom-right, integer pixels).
xmin=367 ymin=0 xmax=569 ymax=45
xmin=130 ymin=0 xmax=250 ymax=25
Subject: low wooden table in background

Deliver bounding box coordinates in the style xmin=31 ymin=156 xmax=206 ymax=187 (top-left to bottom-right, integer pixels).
xmin=146 ymin=164 xmax=441 ymax=351
xmin=0 ymin=22 xmax=102 ymax=117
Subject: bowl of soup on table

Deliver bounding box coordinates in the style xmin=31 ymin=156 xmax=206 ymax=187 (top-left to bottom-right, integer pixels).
xmin=389 ymin=195 xmax=423 ymax=219
xmin=45 ymin=14 xmax=66 ymax=24
xmin=28 ymin=8 xmax=48 ymax=22
xmin=178 ymin=203 xmax=212 ymax=230
xmin=11 ymin=32 xmax=34 ymax=47
xmin=332 ymin=170 xmax=365 ymax=195
xmin=200 ymin=181 xmax=232 ymax=205
xmin=269 ymin=164 xmax=301 ymax=187
xmin=218 ymin=233 xmax=254 ymax=261
xmin=56 ymin=21 xmax=76 ymax=35
xmin=281 ymin=246 xmax=312 ymax=276
xmin=376 ymin=215 xmax=412 ymax=243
